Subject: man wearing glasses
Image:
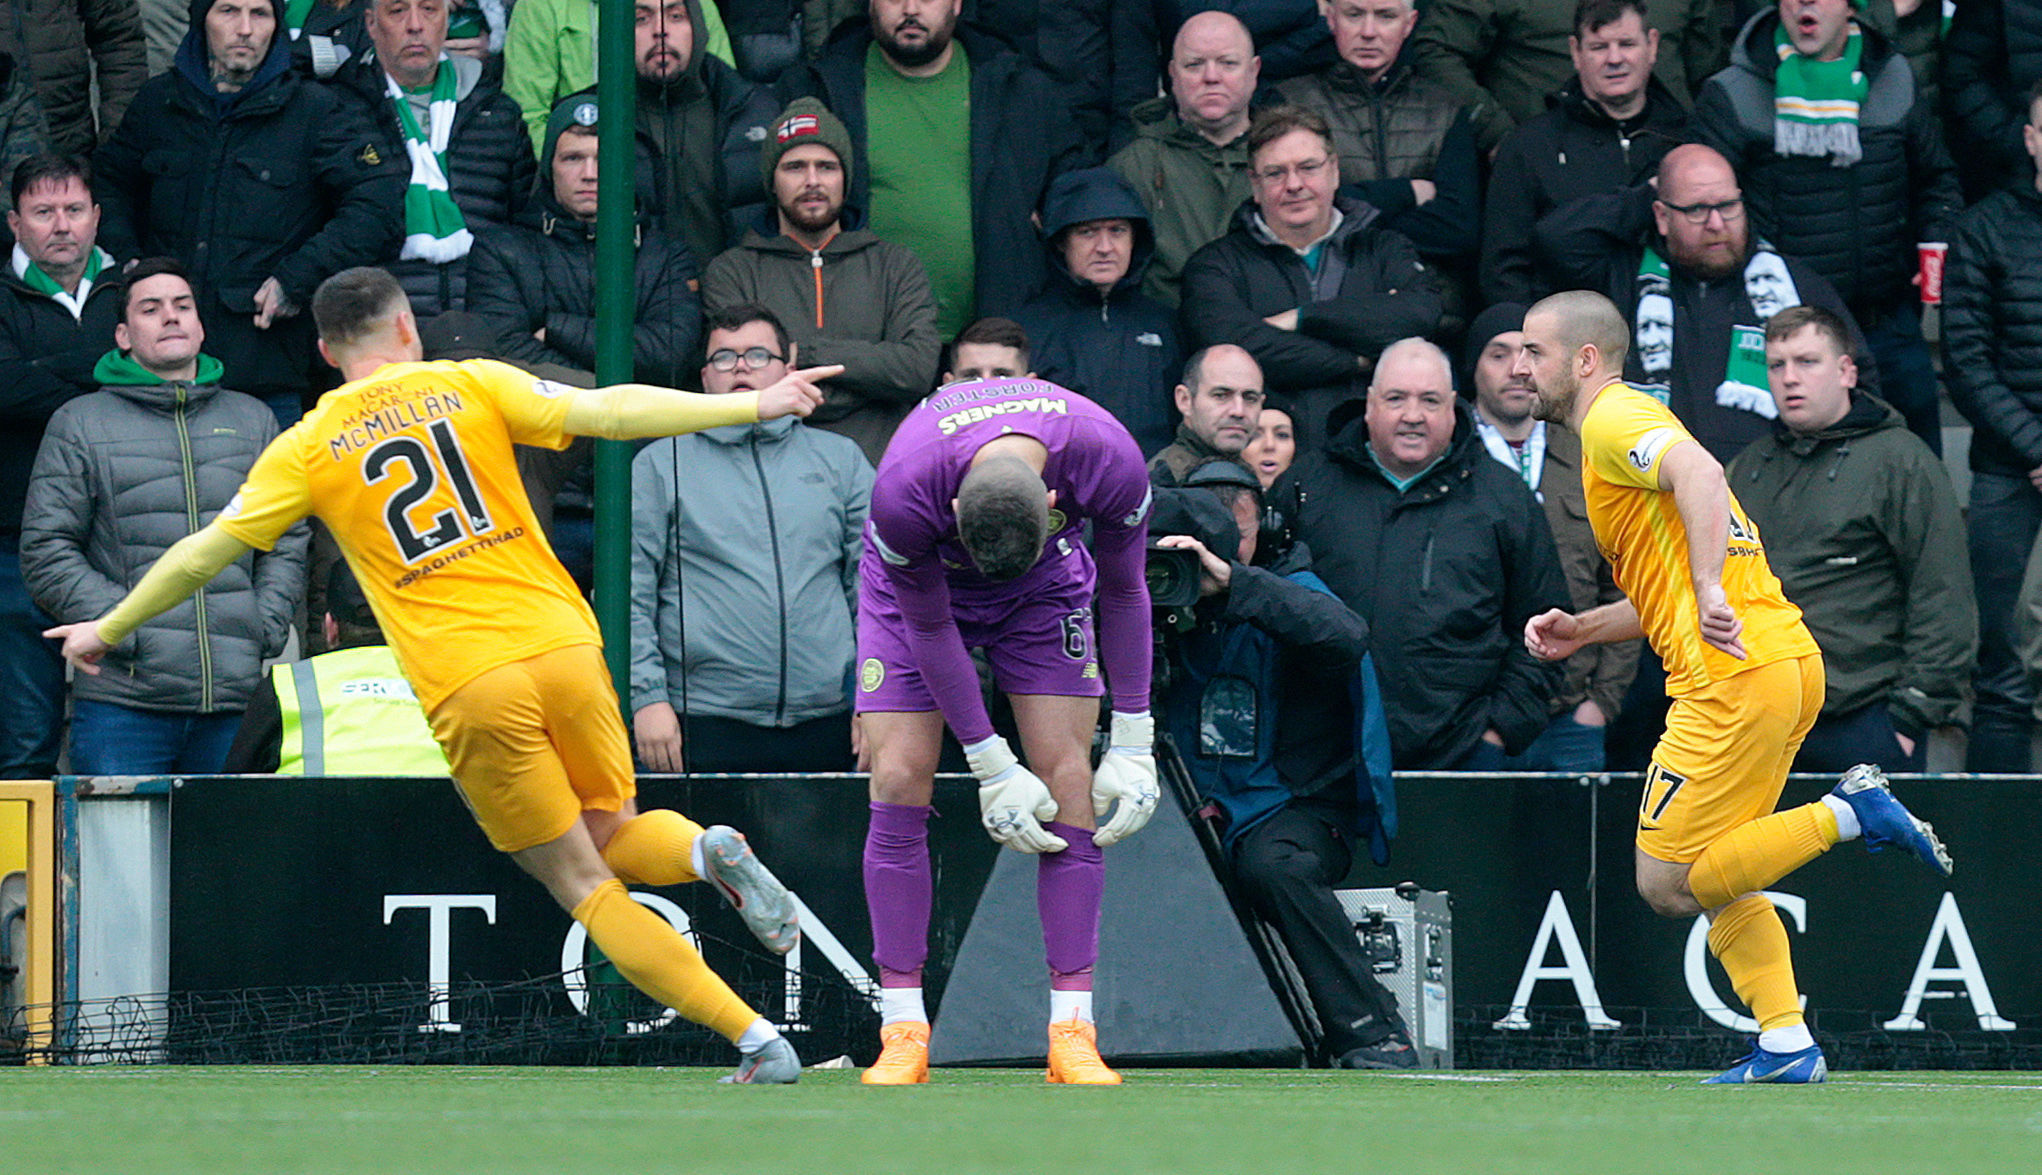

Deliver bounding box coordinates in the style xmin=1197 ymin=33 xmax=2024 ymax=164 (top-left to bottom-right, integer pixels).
xmin=1534 ymin=143 xmax=1875 ymax=461
xmin=1180 ymin=103 xmax=1443 ymax=449
xmin=629 ymin=304 xmax=873 ymax=774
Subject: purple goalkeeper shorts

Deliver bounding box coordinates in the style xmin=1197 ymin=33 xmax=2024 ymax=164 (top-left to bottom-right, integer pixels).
xmin=854 ymin=547 xmax=1103 ymax=712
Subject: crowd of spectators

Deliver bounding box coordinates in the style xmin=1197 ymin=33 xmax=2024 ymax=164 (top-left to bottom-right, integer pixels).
xmin=1 ymin=0 xmax=2039 ymax=785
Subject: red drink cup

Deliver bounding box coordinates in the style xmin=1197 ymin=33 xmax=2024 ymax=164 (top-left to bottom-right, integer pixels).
xmin=1918 ymin=242 xmax=1948 ymax=305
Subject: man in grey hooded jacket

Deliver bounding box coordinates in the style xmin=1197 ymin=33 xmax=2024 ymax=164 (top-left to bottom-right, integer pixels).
xmin=629 ymin=303 xmax=872 ymax=773
xmin=21 ymin=257 xmax=308 ymax=773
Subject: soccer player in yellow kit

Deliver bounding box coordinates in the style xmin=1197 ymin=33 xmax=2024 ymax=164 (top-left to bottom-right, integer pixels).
xmin=1514 ymin=291 xmax=1953 ymax=1084
xmin=47 ymin=268 xmax=840 ymax=1083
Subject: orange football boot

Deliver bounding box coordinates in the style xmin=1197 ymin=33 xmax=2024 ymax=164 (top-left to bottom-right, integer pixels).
xmin=861 ymin=1021 xmax=931 ymax=1085
xmin=1046 ymin=1018 xmax=1121 ymax=1085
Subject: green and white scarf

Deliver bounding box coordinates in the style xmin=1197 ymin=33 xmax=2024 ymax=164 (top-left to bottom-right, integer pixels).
xmin=389 ymin=58 xmax=472 ymax=263
xmin=1773 ymin=20 xmax=1868 ymax=167
xmin=1636 ymin=242 xmax=1802 ymax=420
xmin=14 ymin=243 xmax=109 ymax=321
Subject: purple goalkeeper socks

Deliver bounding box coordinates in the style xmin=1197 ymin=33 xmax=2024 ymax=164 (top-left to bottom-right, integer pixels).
xmin=864 ymin=801 xmax=932 ymax=982
xmin=1039 ymin=822 xmax=1103 ymax=980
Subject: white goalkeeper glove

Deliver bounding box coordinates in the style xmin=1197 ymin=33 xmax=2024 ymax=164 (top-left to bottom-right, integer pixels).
xmin=965 ymin=735 xmax=1068 ymax=853
xmin=1092 ymin=711 xmax=1159 ymax=847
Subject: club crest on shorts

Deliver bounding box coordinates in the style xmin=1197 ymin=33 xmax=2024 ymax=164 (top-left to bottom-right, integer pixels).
xmin=859 ymin=658 xmax=885 ymax=693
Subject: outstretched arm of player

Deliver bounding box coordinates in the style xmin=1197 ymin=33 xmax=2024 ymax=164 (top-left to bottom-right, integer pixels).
xmin=1526 ymin=597 xmax=1644 ymax=661
xmin=561 ymin=365 xmax=842 ymax=439
xmin=43 ymin=522 xmax=254 ymax=672
xmin=1659 ymin=440 xmax=1747 ymax=660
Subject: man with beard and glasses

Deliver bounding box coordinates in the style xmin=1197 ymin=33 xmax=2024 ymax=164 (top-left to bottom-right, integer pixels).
xmin=1533 ymin=143 xmax=1873 ymax=462
xmin=779 ymin=0 xmax=1087 ymax=338
xmin=703 ymin=98 xmax=940 ymax=465
xmin=1516 ymin=288 xmax=1952 ymax=1086
xmin=1465 ymin=302 xmax=1636 ymax=773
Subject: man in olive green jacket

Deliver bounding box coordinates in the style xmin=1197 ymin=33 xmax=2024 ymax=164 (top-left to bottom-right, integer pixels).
xmin=1106 ymin=9 xmax=1256 ymax=308
xmin=702 ymin=99 xmax=940 ymax=465
xmin=1728 ymin=306 xmax=1975 ymax=774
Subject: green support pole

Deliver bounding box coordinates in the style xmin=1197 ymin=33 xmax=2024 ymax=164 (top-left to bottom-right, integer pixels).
xmin=593 ymin=0 xmax=637 ymax=697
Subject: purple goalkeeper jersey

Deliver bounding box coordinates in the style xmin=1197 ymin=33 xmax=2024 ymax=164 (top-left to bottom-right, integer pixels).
xmin=863 ymin=377 xmax=1154 ymax=743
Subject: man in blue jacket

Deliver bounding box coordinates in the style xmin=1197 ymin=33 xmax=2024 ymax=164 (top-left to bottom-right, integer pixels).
xmin=1155 ymin=457 xmax=1411 ymax=1068
xmin=1015 ymin=167 xmax=1181 ymax=456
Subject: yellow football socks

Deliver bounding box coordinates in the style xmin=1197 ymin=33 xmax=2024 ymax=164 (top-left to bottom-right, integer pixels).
xmin=600 ymin=810 xmax=704 ymax=887
xmin=1686 ymin=802 xmax=1837 ymax=911
xmin=1708 ymin=893 xmax=1805 ymax=1029
xmin=571 ymin=878 xmax=756 ymax=1043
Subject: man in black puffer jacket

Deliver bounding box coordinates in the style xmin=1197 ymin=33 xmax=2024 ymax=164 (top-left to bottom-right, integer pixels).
xmin=1688 ymin=3 xmax=1962 ymax=455
xmin=1480 ymin=0 xmax=1688 ymax=305
xmin=1273 ymin=336 xmax=1567 ymax=770
xmin=330 ymin=0 xmax=534 ymax=319
xmin=1180 ymin=104 xmax=1442 ymax=450
xmin=1014 ymin=166 xmax=1181 ymax=456
xmin=93 ymin=0 xmax=404 ymax=423
xmin=1943 ymin=81 xmax=2042 ymax=772
xmin=1941 ymin=0 xmax=2042 ymax=199
xmin=464 ymin=92 xmax=699 ymax=387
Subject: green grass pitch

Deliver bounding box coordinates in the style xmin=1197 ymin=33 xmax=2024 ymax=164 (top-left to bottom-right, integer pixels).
xmin=6 ymin=1066 xmax=2039 ymax=1174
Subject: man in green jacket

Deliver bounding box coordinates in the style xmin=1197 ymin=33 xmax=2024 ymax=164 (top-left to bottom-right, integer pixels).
xmin=702 ymin=99 xmax=939 ymax=465
xmin=1106 ymin=9 xmax=1257 ymax=308
xmin=1727 ymin=305 xmax=1975 ymax=773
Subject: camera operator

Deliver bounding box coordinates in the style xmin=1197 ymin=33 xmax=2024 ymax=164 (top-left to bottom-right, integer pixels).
xmin=1152 ymin=456 xmax=1413 ymax=1069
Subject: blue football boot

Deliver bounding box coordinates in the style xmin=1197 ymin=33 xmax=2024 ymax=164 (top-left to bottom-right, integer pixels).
xmin=1832 ymin=764 xmax=1953 ymax=877
xmin=1704 ymin=1043 xmax=1829 ymax=1085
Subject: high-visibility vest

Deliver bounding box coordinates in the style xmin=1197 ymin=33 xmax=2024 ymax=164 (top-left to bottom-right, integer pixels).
xmin=273 ymin=646 xmax=451 ymax=776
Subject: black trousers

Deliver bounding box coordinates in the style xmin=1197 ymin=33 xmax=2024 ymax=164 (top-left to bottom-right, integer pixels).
xmin=1792 ymin=702 xmax=1925 ymax=776
xmin=677 ymin=711 xmax=855 ymax=774
xmin=1230 ymin=806 xmax=1405 ymax=1056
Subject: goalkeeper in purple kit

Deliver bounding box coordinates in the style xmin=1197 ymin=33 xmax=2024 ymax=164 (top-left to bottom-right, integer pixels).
xmin=854 ymin=376 xmax=1158 ymax=1086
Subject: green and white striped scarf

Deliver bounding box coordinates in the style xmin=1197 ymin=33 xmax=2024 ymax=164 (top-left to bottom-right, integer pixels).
xmin=1773 ymin=21 xmax=1868 ymax=167
xmin=389 ymin=58 xmax=472 ymax=263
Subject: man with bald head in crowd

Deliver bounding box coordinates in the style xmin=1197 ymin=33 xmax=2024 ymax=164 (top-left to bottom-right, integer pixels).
xmin=1108 ymin=9 xmax=1260 ymax=308
xmin=1150 ymin=343 xmax=1266 ymax=485
xmin=1533 ymin=143 xmax=1872 ymax=461
xmin=1517 ymin=288 xmax=1952 ymax=1085
xmin=1272 ymin=336 xmax=1567 ymax=770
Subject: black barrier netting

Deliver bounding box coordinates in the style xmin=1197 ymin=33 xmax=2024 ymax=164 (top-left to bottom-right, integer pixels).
xmin=6 ymin=933 xmax=881 ymax=1067
xmin=1460 ymin=1006 xmax=2042 ymax=1070
xmin=14 ymin=1001 xmax=2039 ymax=1070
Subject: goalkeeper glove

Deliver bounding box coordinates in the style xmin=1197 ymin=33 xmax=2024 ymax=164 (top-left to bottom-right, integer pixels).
xmin=965 ymin=735 xmax=1068 ymax=853
xmin=1092 ymin=711 xmax=1159 ymax=847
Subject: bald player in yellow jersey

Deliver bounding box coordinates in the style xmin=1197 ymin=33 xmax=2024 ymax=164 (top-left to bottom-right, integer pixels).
xmin=1514 ymin=291 xmax=1953 ymax=1085
xmin=47 ymin=268 xmax=843 ymax=1084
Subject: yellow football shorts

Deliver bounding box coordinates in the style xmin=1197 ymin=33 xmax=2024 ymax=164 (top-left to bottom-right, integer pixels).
xmin=428 ymin=642 xmax=636 ymax=853
xmin=1637 ymin=653 xmax=1825 ymax=864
